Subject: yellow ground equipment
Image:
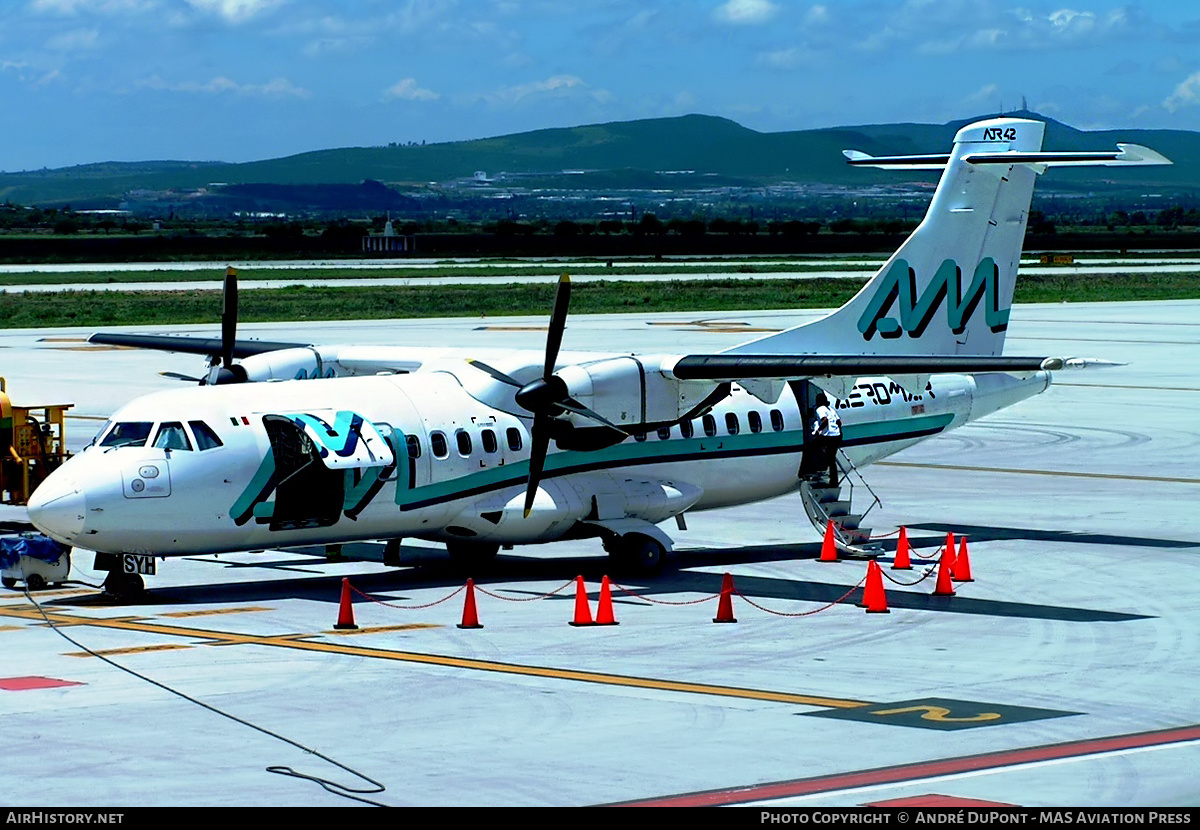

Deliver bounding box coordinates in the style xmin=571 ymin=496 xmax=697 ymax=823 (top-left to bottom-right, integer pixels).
xmin=0 ymin=377 xmax=72 ymax=506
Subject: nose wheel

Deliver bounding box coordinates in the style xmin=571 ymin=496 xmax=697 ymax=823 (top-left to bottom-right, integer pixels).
xmin=103 ymin=571 xmax=144 ymax=600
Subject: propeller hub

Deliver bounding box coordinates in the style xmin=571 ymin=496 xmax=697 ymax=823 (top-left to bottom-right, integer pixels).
xmin=515 ymin=376 xmax=568 ymax=415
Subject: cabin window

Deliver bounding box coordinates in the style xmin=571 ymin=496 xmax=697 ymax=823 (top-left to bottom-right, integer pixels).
xmin=770 ymin=409 xmax=785 ymax=432
xmin=99 ymin=421 xmax=153 ymax=448
xmin=748 ymin=411 xmax=762 ymax=434
xmin=680 ymin=420 xmax=694 ymax=439
xmin=455 ymin=429 xmax=472 ymax=456
xmin=702 ymin=414 xmax=717 ymax=437
xmin=481 ymin=428 xmax=498 ymax=454
xmin=506 ymin=427 xmax=523 ymax=452
xmin=189 ymin=421 xmax=224 ymax=450
xmin=725 ymin=413 xmax=740 ymax=435
xmin=430 ymin=431 xmax=448 ymax=459
xmin=656 ymin=427 xmax=671 ymax=441
xmin=153 ymin=422 xmax=192 ymax=451
xmin=405 ymin=434 xmax=422 ymax=459
xmin=634 ymin=432 xmax=646 ymax=442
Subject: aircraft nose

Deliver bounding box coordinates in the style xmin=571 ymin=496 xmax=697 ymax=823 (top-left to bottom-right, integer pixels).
xmin=27 ymin=475 xmax=86 ymax=544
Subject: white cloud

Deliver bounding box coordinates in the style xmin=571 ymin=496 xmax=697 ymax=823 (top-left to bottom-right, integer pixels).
xmin=46 ymin=27 xmax=100 ymax=51
xmin=1164 ymin=71 xmax=1200 ymax=113
xmin=759 ymin=47 xmax=812 ymax=70
xmin=184 ymin=0 xmax=286 ymax=24
xmin=29 ymin=0 xmax=156 ymax=13
xmin=139 ymin=74 xmax=311 ymax=97
xmin=804 ymin=5 xmax=830 ymax=26
xmin=494 ymin=74 xmax=585 ymax=103
xmin=384 ymin=77 xmax=439 ymax=101
xmin=713 ymin=0 xmax=778 ymax=26
xmin=1 ymin=59 xmax=62 ymax=88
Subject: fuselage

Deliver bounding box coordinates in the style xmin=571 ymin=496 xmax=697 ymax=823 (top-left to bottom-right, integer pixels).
xmin=27 ymin=364 xmax=1050 ymax=557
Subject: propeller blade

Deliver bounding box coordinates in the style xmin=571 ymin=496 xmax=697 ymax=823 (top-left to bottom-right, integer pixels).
xmin=220 ymin=266 xmax=238 ymax=369
xmin=523 ymin=413 xmax=553 ymax=518
xmin=522 ymin=273 xmax=572 ymax=519
xmin=159 ymin=371 xmax=203 ymax=383
xmin=467 ymin=359 xmax=522 ymax=387
xmin=557 ymin=397 xmax=627 ymax=433
xmin=542 ymin=273 xmax=571 ymax=380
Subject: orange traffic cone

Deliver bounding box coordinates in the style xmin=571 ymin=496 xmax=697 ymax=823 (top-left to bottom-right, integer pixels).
xmin=334 ymin=577 xmax=358 ymax=630
xmin=569 ymin=575 xmax=594 ymax=626
xmin=863 ymin=560 xmax=890 ymax=614
xmin=892 ymin=527 xmax=912 ymax=570
xmin=932 ymin=547 xmax=956 ymax=596
xmin=595 ymin=575 xmax=619 ymax=626
xmin=953 ymin=537 xmax=974 ymax=582
xmin=457 ymin=578 xmax=483 ymax=629
xmin=818 ymin=520 xmax=839 ymax=563
xmin=944 ymin=531 xmax=956 ymax=568
xmin=713 ymin=572 xmax=737 ymax=623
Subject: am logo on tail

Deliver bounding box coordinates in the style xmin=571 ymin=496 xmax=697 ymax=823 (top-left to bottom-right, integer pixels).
xmin=27 ymin=118 xmax=1170 ymax=597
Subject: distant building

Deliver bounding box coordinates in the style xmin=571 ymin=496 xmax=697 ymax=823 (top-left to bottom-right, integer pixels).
xmin=362 ymin=219 xmax=414 ymax=253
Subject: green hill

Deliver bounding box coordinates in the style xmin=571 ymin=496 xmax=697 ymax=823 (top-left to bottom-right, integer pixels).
xmin=1 ymin=112 xmax=1195 ymax=209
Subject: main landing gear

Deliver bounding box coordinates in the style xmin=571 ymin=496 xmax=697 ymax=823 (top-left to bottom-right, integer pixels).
xmin=604 ymin=533 xmax=666 ymax=577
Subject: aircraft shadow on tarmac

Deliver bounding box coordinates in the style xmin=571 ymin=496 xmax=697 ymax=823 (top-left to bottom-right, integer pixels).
xmin=44 ymin=533 xmax=1150 ymax=623
xmin=908 ymin=522 xmax=1199 ymax=550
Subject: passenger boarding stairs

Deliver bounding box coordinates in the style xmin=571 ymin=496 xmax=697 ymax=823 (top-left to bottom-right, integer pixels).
xmin=799 ymin=452 xmax=884 ymax=558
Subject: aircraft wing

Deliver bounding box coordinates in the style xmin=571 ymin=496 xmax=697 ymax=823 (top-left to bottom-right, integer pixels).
xmin=666 ymin=354 xmax=1066 ymax=381
xmin=88 ymin=332 xmax=311 ymax=359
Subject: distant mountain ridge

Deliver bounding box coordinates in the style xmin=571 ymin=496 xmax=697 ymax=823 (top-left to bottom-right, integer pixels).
xmin=2 ymin=111 xmax=1195 ymax=209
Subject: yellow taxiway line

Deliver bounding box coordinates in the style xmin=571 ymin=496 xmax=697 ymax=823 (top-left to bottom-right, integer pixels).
xmin=0 ymin=600 xmax=871 ymax=711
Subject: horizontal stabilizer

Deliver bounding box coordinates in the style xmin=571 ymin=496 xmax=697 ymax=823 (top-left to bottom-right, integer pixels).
xmin=964 ymin=144 xmax=1172 ymax=168
xmin=844 ymin=144 xmax=1171 ymax=171
xmin=842 ymin=150 xmax=951 ymax=170
xmin=89 ymin=332 xmax=310 ymax=359
xmin=668 ymin=354 xmax=1061 ymax=382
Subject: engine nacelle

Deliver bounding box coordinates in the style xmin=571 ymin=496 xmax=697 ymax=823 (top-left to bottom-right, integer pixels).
xmin=236 ymin=348 xmax=329 ymax=382
xmin=554 ymin=356 xmax=718 ymax=429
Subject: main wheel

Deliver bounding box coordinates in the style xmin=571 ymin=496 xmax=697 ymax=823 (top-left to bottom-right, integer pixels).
xmin=608 ymin=533 xmax=667 ymax=577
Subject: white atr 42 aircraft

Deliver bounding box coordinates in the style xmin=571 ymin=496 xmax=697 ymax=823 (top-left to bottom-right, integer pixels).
xmin=27 ymin=117 xmax=1170 ymax=597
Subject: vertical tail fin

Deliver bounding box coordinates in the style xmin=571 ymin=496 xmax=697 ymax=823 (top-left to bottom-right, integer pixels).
xmin=725 ymin=117 xmax=1169 ymax=358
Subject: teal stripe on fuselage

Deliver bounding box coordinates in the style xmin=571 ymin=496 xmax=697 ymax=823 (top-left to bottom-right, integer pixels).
xmin=842 ymin=412 xmax=954 ymax=446
xmin=394 ymin=412 xmax=952 ymax=512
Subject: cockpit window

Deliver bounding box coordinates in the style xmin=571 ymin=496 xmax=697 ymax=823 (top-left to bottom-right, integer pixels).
xmin=89 ymin=421 xmax=113 ymax=448
xmin=99 ymin=421 xmax=153 ymax=448
xmin=153 ymin=422 xmax=192 ymax=451
xmin=189 ymin=421 xmax=224 ymax=450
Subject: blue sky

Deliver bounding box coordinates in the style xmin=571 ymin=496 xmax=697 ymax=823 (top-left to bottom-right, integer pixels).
xmin=4 ymin=0 xmax=1200 ymax=171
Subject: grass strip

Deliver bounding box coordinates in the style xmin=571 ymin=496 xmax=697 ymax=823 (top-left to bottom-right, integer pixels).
xmin=1 ymin=274 xmax=1197 ymax=329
